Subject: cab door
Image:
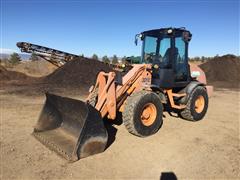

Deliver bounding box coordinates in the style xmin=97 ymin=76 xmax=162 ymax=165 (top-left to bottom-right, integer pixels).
xmin=174 ymin=36 xmax=190 ymax=84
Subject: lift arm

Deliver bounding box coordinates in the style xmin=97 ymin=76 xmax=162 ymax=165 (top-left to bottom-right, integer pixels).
xmin=87 ymin=64 xmax=152 ymax=120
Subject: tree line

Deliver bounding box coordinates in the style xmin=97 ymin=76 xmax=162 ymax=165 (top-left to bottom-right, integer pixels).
xmin=0 ymin=52 xmax=127 ymax=66
xmin=91 ymin=54 xmax=119 ymax=64
xmin=1 ymin=52 xmax=238 ymax=67
xmin=91 ymin=54 xmax=142 ymax=65
xmin=0 ymin=52 xmax=40 ymax=67
xmin=189 ymin=54 xmax=239 ymax=62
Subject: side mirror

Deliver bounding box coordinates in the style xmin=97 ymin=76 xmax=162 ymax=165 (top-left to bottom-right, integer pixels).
xmin=134 ymin=34 xmax=144 ymax=46
xmin=135 ymin=34 xmax=139 ymax=46
xmin=182 ymin=31 xmax=192 ymax=42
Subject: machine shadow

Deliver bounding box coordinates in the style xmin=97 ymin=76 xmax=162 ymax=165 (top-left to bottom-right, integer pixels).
xmin=103 ymin=112 xmax=123 ymax=150
xmin=103 ymin=107 xmax=179 ymax=151
xmin=160 ymin=172 xmax=177 ymax=180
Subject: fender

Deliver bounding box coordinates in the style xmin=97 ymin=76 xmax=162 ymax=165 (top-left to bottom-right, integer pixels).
xmin=179 ymin=81 xmax=205 ymax=104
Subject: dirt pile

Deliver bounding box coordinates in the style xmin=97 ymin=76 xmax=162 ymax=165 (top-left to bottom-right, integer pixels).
xmin=2 ymin=54 xmax=239 ymax=93
xmin=200 ymin=55 xmax=240 ymax=87
xmin=9 ymin=60 xmax=57 ymax=77
xmin=44 ymin=57 xmax=114 ymax=88
xmin=0 ymin=58 xmax=114 ymax=96
xmin=0 ymin=65 xmax=32 ymax=83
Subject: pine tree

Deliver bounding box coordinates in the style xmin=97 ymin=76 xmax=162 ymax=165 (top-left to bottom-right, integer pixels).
xmin=9 ymin=53 xmax=21 ymax=65
xmin=92 ymin=54 xmax=98 ymax=60
xmin=102 ymin=55 xmax=110 ymax=64
xmin=112 ymin=55 xmax=118 ymax=64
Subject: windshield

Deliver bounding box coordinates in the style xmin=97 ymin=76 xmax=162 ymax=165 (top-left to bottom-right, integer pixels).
xmin=142 ymin=35 xmax=171 ymax=67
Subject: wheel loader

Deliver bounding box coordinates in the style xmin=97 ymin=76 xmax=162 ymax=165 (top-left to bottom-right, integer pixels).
xmin=32 ymin=27 xmax=213 ymax=161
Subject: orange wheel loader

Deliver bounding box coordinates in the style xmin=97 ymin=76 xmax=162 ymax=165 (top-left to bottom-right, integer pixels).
xmin=32 ymin=27 xmax=213 ymax=161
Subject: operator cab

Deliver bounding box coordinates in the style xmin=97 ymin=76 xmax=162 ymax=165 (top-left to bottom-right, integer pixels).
xmin=137 ymin=27 xmax=192 ymax=88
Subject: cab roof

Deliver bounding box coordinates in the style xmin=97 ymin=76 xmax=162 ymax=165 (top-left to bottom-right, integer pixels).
xmin=141 ymin=27 xmax=192 ymax=38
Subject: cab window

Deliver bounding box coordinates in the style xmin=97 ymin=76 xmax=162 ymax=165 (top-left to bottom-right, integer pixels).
xmin=142 ymin=36 xmax=157 ymax=63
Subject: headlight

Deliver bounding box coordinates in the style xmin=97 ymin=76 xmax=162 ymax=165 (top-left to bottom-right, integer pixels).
xmin=167 ymin=29 xmax=173 ymax=34
xmin=121 ymin=64 xmax=126 ymax=68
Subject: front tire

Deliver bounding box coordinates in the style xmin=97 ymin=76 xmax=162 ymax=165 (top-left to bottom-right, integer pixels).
xmin=122 ymin=91 xmax=163 ymax=137
xmin=180 ymin=86 xmax=208 ymax=121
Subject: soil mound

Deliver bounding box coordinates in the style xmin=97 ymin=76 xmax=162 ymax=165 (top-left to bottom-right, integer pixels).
xmin=44 ymin=57 xmax=114 ymax=88
xmin=0 ymin=65 xmax=31 ymax=82
xmin=10 ymin=60 xmax=57 ymax=77
xmin=0 ymin=58 xmax=114 ymax=96
xmin=200 ymin=55 xmax=240 ymax=87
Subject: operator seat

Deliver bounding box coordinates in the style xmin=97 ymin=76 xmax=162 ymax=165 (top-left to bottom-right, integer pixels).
xmin=162 ymin=47 xmax=179 ymax=68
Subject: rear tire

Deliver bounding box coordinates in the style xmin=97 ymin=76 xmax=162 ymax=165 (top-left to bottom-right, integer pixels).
xmin=122 ymin=91 xmax=163 ymax=137
xmin=180 ymin=86 xmax=208 ymax=121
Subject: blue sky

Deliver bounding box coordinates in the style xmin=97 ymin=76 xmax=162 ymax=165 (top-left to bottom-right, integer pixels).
xmin=1 ymin=0 xmax=239 ymax=57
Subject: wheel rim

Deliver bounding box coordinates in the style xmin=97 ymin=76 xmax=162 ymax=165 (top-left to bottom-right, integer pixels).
xmin=195 ymin=95 xmax=205 ymax=113
xmin=141 ymin=103 xmax=157 ymax=126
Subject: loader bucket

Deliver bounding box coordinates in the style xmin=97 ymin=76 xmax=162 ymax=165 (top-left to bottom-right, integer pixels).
xmin=33 ymin=93 xmax=108 ymax=162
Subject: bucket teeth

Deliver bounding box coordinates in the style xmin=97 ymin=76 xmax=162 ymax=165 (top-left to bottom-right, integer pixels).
xmin=33 ymin=130 xmax=78 ymax=161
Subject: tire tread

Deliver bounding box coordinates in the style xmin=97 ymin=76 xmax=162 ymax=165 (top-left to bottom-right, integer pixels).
xmin=180 ymin=86 xmax=208 ymax=121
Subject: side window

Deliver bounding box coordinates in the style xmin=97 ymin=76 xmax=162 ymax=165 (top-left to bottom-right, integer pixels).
xmin=175 ymin=37 xmax=188 ymax=81
xmin=159 ymin=37 xmax=171 ymax=67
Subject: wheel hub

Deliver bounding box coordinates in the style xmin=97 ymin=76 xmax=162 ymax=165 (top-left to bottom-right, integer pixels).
xmin=141 ymin=103 xmax=157 ymax=126
xmin=195 ymin=95 xmax=205 ymax=113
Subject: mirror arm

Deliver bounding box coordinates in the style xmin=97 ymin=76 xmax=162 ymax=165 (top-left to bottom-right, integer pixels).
xmin=135 ymin=34 xmax=139 ymax=46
